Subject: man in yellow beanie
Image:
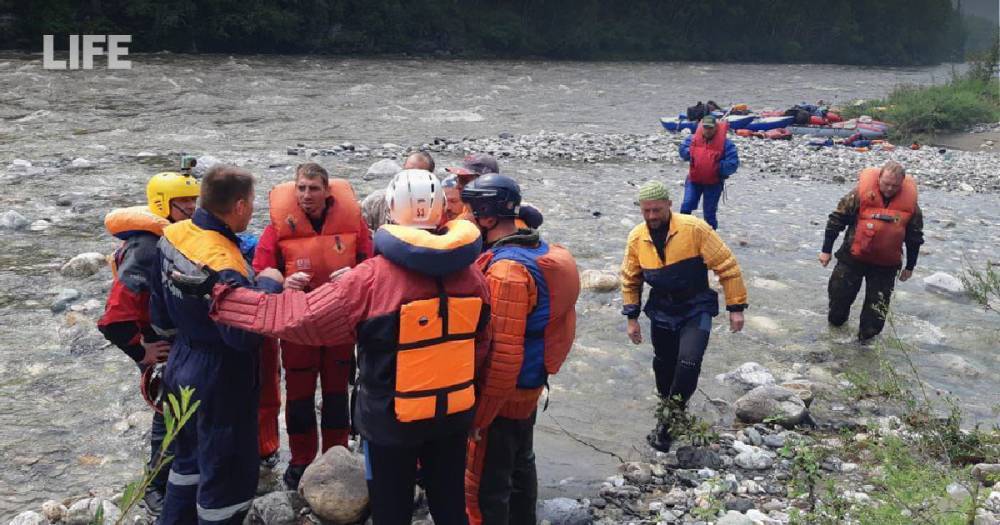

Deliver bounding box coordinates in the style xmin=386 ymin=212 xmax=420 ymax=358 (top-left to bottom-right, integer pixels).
xmin=620 ymin=180 xmax=747 ymax=452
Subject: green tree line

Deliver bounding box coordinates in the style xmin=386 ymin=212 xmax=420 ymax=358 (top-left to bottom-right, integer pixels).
xmin=0 ymin=0 xmax=971 ymax=66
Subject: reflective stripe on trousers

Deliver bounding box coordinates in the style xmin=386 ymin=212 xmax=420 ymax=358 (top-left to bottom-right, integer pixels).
xmin=197 ymin=499 xmax=254 ymax=523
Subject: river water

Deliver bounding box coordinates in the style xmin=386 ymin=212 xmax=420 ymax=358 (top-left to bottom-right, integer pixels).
xmin=1 ymin=54 xmax=997 ymax=520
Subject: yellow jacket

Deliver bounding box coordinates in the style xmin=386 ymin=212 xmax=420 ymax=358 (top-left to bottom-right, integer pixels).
xmin=620 ymin=213 xmax=747 ymax=327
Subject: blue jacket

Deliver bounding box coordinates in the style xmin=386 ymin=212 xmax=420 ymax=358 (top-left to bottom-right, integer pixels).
xmin=150 ymin=208 xmax=281 ymax=353
xmin=679 ymin=136 xmax=740 ymax=180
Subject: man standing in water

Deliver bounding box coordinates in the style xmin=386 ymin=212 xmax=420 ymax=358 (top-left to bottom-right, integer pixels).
xmin=820 ymin=161 xmax=923 ymax=342
xmin=621 ymin=181 xmax=747 ymax=452
xmin=678 ymin=115 xmax=739 ymax=229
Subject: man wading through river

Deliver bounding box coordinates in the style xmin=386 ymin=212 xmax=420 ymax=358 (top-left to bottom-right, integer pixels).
xmin=678 ymin=114 xmax=739 ymax=230
xmin=621 ymin=181 xmax=747 ymax=452
xmin=820 ymin=161 xmax=924 ymax=342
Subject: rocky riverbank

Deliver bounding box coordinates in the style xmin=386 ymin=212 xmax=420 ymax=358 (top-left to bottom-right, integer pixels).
xmin=5 ymin=127 xmax=998 ymax=198
xmin=278 ymin=129 xmax=1000 ymax=193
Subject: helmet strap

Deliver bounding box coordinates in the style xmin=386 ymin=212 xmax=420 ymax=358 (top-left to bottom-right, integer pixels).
xmin=168 ymin=200 xmax=194 ymax=222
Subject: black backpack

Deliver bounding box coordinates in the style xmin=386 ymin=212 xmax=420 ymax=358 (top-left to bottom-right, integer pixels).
xmin=686 ymin=102 xmax=706 ymax=122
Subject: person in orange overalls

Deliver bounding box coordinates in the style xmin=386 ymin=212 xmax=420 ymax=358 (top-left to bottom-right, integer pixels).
xmin=252 ymin=162 xmax=372 ymax=489
xmin=460 ymin=174 xmax=581 ymax=525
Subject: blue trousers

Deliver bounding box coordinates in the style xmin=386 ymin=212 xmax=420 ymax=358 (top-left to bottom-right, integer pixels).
xmin=680 ymin=180 xmax=723 ymax=229
xmin=159 ymin=346 xmax=259 ymax=525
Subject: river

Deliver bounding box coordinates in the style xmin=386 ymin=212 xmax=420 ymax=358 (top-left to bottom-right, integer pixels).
xmin=1 ymin=54 xmax=996 ymax=520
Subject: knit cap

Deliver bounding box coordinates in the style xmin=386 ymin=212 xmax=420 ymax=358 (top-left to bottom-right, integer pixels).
xmin=637 ymin=180 xmax=670 ymax=201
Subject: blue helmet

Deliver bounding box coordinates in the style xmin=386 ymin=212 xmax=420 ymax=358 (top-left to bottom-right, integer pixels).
xmin=461 ymin=174 xmax=521 ymax=219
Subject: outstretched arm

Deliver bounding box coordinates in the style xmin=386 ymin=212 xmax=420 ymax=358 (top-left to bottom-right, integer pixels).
xmin=210 ymin=262 xmax=373 ymax=347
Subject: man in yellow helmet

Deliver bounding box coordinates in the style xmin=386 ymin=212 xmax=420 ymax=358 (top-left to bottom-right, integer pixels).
xmin=97 ymin=163 xmax=199 ymax=515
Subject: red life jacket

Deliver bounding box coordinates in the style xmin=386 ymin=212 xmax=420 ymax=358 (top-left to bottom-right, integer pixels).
xmin=849 ymin=168 xmax=918 ymax=266
xmin=688 ymin=120 xmax=729 ymax=185
xmin=269 ymin=180 xmax=362 ymax=289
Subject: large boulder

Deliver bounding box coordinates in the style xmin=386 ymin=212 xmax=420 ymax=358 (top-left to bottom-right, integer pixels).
xmin=715 ymin=362 xmax=776 ymax=392
xmin=579 ymin=269 xmax=619 ymax=293
xmin=9 ymin=511 xmax=46 ymax=525
xmin=0 ymin=210 xmax=30 ymax=230
xmin=41 ymin=500 xmax=67 ymax=522
xmin=973 ymin=464 xmax=1000 ymax=486
xmin=675 ymin=446 xmax=722 ymax=469
xmin=246 ymin=491 xmax=305 ymax=525
xmin=298 ymin=446 xmax=368 ymax=524
xmin=734 ymin=386 xmax=807 ymax=427
xmin=364 ymin=159 xmax=402 ymax=181
xmin=61 ymin=252 xmax=107 ymax=278
xmin=923 ymin=272 xmax=967 ymax=301
xmin=537 ymin=497 xmax=591 ymax=525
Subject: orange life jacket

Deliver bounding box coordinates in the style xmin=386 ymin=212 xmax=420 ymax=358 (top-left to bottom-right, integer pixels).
xmin=269 ymin=180 xmax=362 ymax=289
xmin=849 ymin=168 xmax=918 ymax=267
xmin=104 ymin=206 xmax=169 ymax=278
xmin=394 ymin=293 xmax=482 ymax=422
xmin=485 ymin=240 xmax=580 ymax=388
xmin=689 ymin=120 xmax=729 ymax=185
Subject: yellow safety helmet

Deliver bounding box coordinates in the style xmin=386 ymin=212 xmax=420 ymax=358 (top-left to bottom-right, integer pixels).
xmin=146 ymin=171 xmax=200 ymax=218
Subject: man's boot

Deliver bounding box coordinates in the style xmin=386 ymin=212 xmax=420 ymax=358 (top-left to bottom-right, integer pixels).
xmin=284 ymin=464 xmax=308 ymax=490
xmin=646 ymin=422 xmax=673 ymax=453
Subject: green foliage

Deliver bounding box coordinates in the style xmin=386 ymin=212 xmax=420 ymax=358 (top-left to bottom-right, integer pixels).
xmin=781 ymin=437 xmax=833 ymax=511
xmin=655 ymin=395 xmax=718 ymax=447
xmin=0 ymin=0 xmax=968 ymax=66
xmin=116 ymin=386 xmax=200 ymax=525
xmin=842 ymin=39 xmax=999 ymax=140
xmin=961 ymin=261 xmax=1000 ymax=313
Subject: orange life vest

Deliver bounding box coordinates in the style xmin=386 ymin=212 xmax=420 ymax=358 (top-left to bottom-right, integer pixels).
xmin=849 ymin=168 xmax=918 ymax=267
xmin=394 ymin=293 xmax=482 ymax=422
xmin=105 ymin=206 xmax=170 ymax=278
xmin=688 ymin=120 xmax=729 ymax=185
xmin=269 ymin=180 xmax=362 ymax=289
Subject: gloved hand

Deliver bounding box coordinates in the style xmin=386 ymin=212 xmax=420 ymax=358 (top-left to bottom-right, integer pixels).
xmin=169 ymin=266 xmax=219 ymax=297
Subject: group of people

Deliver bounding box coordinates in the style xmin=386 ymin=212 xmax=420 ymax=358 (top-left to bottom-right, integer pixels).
xmin=98 ymin=151 xmax=578 ymax=525
xmin=96 ymin=112 xmax=924 ymax=524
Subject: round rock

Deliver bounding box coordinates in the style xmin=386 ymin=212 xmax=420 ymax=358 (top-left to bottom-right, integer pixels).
xmin=298 ymin=446 xmax=368 ymax=524
xmin=734 ymin=385 xmax=807 ymax=427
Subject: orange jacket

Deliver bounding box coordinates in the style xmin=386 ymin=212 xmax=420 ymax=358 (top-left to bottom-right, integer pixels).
xmin=849 ymin=167 xmax=918 ymax=267
xmin=269 ymin=180 xmax=367 ymax=289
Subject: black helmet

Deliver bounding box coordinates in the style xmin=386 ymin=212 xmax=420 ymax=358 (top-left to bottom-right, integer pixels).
xmin=461 ymin=174 xmax=521 ymax=219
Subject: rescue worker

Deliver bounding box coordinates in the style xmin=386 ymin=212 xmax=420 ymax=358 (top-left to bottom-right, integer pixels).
xmin=820 ymin=161 xmax=923 ymax=341
xmin=678 ymin=114 xmax=739 ymax=229
xmin=621 ymin=181 xmax=747 ymax=452
xmin=442 ymin=175 xmax=472 ymax=221
xmin=151 ymin=165 xmax=284 ymax=525
xmin=171 ymin=169 xmax=491 ymax=525
xmin=251 ymin=162 xmax=372 ymax=489
xmin=361 ymin=151 xmax=435 ymax=231
xmin=460 ymin=174 xmax=580 ymax=525
xmin=96 ymin=165 xmax=199 ymax=514
xmin=445 ymin=153 xmax=543 ymax=231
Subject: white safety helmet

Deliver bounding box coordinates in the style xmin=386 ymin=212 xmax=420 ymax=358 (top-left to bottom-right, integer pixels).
xmin=385 ymin=169 xmax=444 ymax=229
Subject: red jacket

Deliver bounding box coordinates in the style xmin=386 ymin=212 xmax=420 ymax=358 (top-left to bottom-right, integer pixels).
xmin=208 ymin=221 xmax=490 ymax=446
